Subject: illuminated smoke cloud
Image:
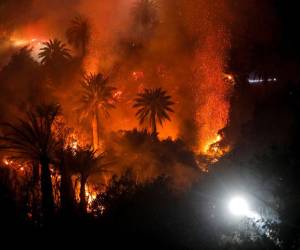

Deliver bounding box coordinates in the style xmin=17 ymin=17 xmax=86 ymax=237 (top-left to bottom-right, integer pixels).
xmin=0 ymin=0 xmax=277 ymax=161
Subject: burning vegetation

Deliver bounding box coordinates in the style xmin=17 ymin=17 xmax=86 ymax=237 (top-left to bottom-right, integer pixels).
xmin=0 ymin=0 xmax=237 ymax=228
xmin=2 ymin=1 xmax=300 ymax=248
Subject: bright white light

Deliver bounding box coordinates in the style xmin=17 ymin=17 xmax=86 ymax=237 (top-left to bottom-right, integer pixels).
xmin=228 ymin=196 xmax=249 ymax=217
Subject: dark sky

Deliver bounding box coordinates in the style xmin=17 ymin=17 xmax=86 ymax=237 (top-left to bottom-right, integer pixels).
xmin=273 ymin=0 xmax=300 ymax=61
xmin=228 ymin=0 xmax=300 ymax=78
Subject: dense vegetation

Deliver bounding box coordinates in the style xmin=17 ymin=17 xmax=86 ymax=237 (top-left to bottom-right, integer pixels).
xmin=1 ymin=0 xmax=300 ymax=249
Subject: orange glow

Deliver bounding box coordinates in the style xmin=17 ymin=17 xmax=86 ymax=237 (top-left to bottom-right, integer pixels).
xmin=203 ymin=134 xmax=222 ymax=153
xmin=85 ymin=185 xmax=98 ymax=211
xmin=65 ymin=132 xmax=81 ymax=151
xmin=3 ymin=158 xmax=11 ymax=166
xmin=194 ymin=30 xmax=232 ymax=157
xmin=9 ymin=36 xmax=46 ymax=60
xmin=113 ymin=90 xmax=123 ymax=102
xmin=205 ymin=135 xmax=231 ymax=160
xmin=11 ymin=38 xmax=29 ymax=47
xmin=5 ymin=6 xmax=232 ymax=160
xmin=2 ymin=157 xmax=15 ymax=167
xmin=0 ymin=0 xmax=235 ymax=196
xmin=132 ymin=71 xmax=144 ymax=81
xmin=83 ymin=55 xmax=99 ymax=74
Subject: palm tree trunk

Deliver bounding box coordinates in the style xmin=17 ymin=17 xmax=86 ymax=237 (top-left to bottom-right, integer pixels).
xmin=31 ymin=161 xmax=40 ymax=220
xmin=96 ymin=110 xmax=102 ymax=151
xmin=81 ymin=43 xmax=87 ymax=58
xmin=92 ymin=111 xmax=99 ymax=150
xmin=79 ymin=175 xmax=88 ymax=213
xmin=151 ymin=113 xmax=157 ymax=135
xmin=60 ymin=162 xmax=74 ymax=214
xmin=40 ymin=158 xmax=54 ymax=220
xmin=32 ymin=161 xmax=39 ymax=184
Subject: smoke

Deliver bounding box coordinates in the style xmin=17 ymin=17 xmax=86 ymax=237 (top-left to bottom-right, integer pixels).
xmin=165 ymin=0 xmax=233 ymax=152
xmin=103 ymin=129 xmax=200 ymax=190
xmin=0 ymin=0 xmax=279 ymax=158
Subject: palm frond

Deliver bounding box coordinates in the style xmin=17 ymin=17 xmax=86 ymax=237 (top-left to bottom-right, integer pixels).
xmin=38 ymin=39 xmax=72 ymax=65
xmin=78 ymin=73 xmax=116 ymax=120
xmin=66 ymin=15 xmax=91 ymax=51
xmin=133 ymin=88 xmax=174 ymax=132
xmin=0 ymin=104 xmax=60 ymax=163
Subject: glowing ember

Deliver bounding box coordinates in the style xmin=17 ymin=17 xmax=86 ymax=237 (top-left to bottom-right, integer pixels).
xmin=3 ymin=158 xmax=11 ymax=166
xmin=64 ymin=131 xmax=88 ymax=152
xmin=86 ymin=186 xmax=97 ymax=205
xmin=68 ymin=134 xmax=79 ymax=151
xmin=132 ymin=71 xmax=144 ymax=81
xmin=113 ymin=90 xmax=123 ymax=101
xmin=223 ymin=73 xmax=235 ymax=84
xmin=203 ymin=134 xmax=222 ymax=153
xmin=194 ymin=30 xmax=232 ymax=157
xmin=85 ymin=185 xmax=100 ymax=213
xmin=2 ymin=157 xmax=15 ymax=167
xmin=2 ymin=156 xmax=29 ymax=173
xmin=204 ymin=134 xmax=231 ymax=164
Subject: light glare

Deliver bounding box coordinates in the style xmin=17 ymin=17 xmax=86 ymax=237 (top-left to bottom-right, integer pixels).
xmin=228 ymin=196 xmax=249 ymax=216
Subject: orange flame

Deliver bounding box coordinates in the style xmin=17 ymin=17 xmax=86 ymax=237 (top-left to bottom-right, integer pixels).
xmin=194 ymin=30 xmax=232 ymax=156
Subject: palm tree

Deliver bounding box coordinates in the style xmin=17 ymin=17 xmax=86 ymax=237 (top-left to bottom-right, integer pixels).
xmin=132 ymin=0 xmax=158 ymax=29
xmin=67 ymin=147 xmax=107 ymax=213
xmin=38 ymin=39 xmax=71 ymax=66
xmin=0 ymin=104 xmax=61 ymax=220
xmin=8 ymin=46 xmax=36 ymax=67
xmin=66 ymin=15 xmax=91 ymax=58
xmin=133 ymin=88 xmax=174 ymax=134
xmin=56 ymin=147 xmax=75 ymax=214
xmin=78 ymin=73 xmax=116 ymax=150
xmin=52 ymin=122 xmax=76 ymax=214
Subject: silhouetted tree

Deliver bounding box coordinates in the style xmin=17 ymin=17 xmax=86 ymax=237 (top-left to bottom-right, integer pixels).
xmin=124 ymin=0 xmax=158 ymax=51
xmin=132 ymin=0 xmax=158 ymax=32
xmin=0 ymin=46 xmax=45 ymax=119
xmin=0 ymin=167 xmax=20 ymax=231
xmin=67 ymin=147 xmax=107 ymax=213
xmin=8 ymin=46 xmax=36 ymax=67
xmin=66 ymin=15 xmax=91 ymax=58
xmin=133 ymin=88 xmax=174 ymax=134
xmin=38 ymin=39 xmax=72 ymax=84
xmin=78 ymin=73 xmax=116 ymax=150
xmin=0 ymin=104 xmax=61 ymax=220
xmin=52 ymin=120 xmax=76 ymax=214
xmin=39 ymin=39 xmax=71 ymax=66
xmin=58 ymin=148 xmax=75 ymax=214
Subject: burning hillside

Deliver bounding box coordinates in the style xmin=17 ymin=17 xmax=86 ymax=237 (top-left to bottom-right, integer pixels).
xmin=0 ymin=0 xmax=234 ymax=158
xmin=0 ymin=0 xmax=241 ymax=218
xmin=1 ymin=1 xmax=299 ymax=249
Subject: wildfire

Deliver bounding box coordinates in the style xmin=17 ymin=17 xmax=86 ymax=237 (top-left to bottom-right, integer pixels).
xmin=2 ymin=156 xmax=28 ymax=173
xmin=11 ymin=38 xmax=30 ymax=47
xmin=66 ymin=132 xmax=80 ymax=151
xmin=193 ymin=28 xmax=232 ymax=160
xmin=85 ymin=185 xmax=97 ymax=208
xmin=0 ymin=1 xmax=237 ymax=213
xmin=132 ymin=71 xmax=144 ymax=81
xmin=113 ymin=90 xmax=123 ymax=102
xmin=223 ymin=73 xmax=235 ymax=84
xmin=202 ymin=133 xmax=231 ymax=166
xmin=83 ymin=56 xmax=99 ymax=74
xmin=10 ymin=36 xmax=46 ymax=61
xmin=3 ymin=157 xmax=12 ymax=166
xmin=73 ymin=180 xmax=100 ymax=212
xmin=203 ymin=134 xmax=222 ymax=153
